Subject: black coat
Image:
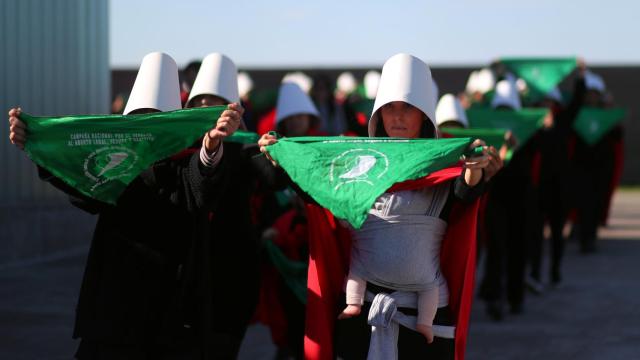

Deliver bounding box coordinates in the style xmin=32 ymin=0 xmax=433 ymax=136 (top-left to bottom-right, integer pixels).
xmin=205 ymin=143 xmax=288 ymax=338
xmin=39 ymin=150 xmax=227 ymax=348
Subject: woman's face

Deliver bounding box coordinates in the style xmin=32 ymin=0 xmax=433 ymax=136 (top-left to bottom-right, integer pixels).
xmin=188 ymin=94 xmax=227 ymax=108
xmin=380 ymin=101 xmax=424 ymax=138
xmin=281 ymin=114 xmax=311 ymax=137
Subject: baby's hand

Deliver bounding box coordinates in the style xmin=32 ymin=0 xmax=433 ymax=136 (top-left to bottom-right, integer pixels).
xmin=338 ymin=304 xmax=361 ymax=320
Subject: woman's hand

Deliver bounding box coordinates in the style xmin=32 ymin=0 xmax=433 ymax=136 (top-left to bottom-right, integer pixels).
xmin=258 ymin=132 xmax=279 ymax=166
xmin=204 ymin=103 xmax=244 ymax=152
xmin=8 ymin=107 xmax=26 ymax=150
xmin=483 ymin=146 xmax=504 ymax=182
xmin=543 ymin=112 xmax=554 ymax=129
xmin=464 ymin=139 xmax=490 ymax=187
xmin=498 ymin=130 xmax=517 ymax=161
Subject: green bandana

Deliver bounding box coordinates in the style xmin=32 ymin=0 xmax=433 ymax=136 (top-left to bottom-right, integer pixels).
xmin=22 ymin=106 xmax=257 ymax=204
xmin=267 ymin=136 xmax=471 ymax=228
xmin=500 ymin=57 xmax=577 ymax=102
xmin=573 ymin=108 xmax=626 ymax=145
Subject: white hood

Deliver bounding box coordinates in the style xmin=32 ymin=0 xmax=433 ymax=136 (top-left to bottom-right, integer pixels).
xmin=475 ymin=68 xmax=496 ymax=94
xmin=237 ymin=72 xmax=254 ymax=98
xmin=275 ymin=81 xmax=320 ymax=124
xmin=336 ymin=72 xmax=357 ymax=95
xmin=187 ymin=53 xmax=239 ymax=106
xmin=364 ymin=70 xmax=381 ymax=99
xmin=429 ymin=79 xmax=440 ymax=119
xmin=282 ymin=72 xmax=313 ymax=94
xmin=123 ymin=52 xmax=181 ymax=115
xmin=491 ymin=79 xmax=522 ymax=110
xmin=369 ymin=53 xmax=437 ymax=137
xmin=585 ymin=70 xmax=606 ymax=93
xmin=436 ymin=94 xmax=469 ymax=128
xmin=465 ymin=70 xmax=479 ymax=94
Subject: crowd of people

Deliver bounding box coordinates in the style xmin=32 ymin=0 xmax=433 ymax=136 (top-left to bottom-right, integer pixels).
xmin=7 ymin=51 xmax=622 ymax=360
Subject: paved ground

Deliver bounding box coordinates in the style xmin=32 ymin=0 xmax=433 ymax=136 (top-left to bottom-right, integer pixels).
xmin=1 ymin=191 xmax=639 ymax=359
xmin=465 ymin=191 xmax=640 ymax=359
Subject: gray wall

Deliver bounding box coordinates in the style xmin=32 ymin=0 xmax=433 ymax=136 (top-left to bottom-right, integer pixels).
xmin=1 ymin=0 xmax=110 ymax=264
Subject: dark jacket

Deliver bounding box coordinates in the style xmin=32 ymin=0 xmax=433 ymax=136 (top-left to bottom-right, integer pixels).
xmin=205 ymin=143 xmax=288 ymax=338
xmin=38 ymin=150 xmax=227 ymax=347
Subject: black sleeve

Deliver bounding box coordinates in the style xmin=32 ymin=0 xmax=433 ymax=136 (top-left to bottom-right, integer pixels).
xmin=138 ymin=150 xmax=228 ymax=213
xmin=561 ymin=76 xmax=587 ymax=130
xmin=453 ymin=169 xmax=486 ymax=202
xmin=288 ymin=180 xmax=318 ymax=205
xmin=37 ymin=166 xmax=109 ymax=214
xmin=248 ymin=146 xmax=291 ymax=191
xmin=440 ymin=170 xmax=486 ymax=221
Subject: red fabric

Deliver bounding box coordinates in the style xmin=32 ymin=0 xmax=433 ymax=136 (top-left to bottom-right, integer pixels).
xmin=356 ymin=112 xmax=368 ymax=126
xmin=303 ymin=205 xmax=351 ymax=360
xmin=600 ymin=135 xmax=624 ymax=225
xmin=257 ymin=108 xmax=276 ymax=135
xmin=440 ymin=132 xmax=454 ymax=139
xmin=254 ymin=265 xmax=288 ymax=347
xmin=440 ymin=199 xmax=479 ymax=360
xmin=273 ymin=210 xmax=309 ymax=261
xmin=255 ymin=210 xmax=310 ymax=347
xmin=180 ymin=90 xmax=189 ymax=107
xmin=306 ymin=128 xmax=330 ymax=137
xmin=303 ymin=166 xmax=479 ymax=360
xmin=388 ymin=166 xmax=463 ymax=192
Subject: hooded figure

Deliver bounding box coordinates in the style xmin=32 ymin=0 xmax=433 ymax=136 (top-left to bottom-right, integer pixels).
xmin=184 ymin=52 xmax=248 ymax=131
xmin=256 ymin=74 xmax=315 ymax=136
xmin=465 ymin=68 xmax=496 ymax=108
xmin=476 ymin=68 xmax=497 ymax=95
xmin=480 ymin=75 xmax=546 ymax=323
xmin=491 ymin=80 xmax=522 ymax=110
xmin=302 ymin=53 xmax=486 ymax=360
xmin=584 ymin=70 xmax=606 ymax=93
xmin=336 ymin=72 xmax=358 ymax=98
xmin=123 ymin=52 xmax=181 ymax=114
xmin=282 ymin=71 xmax=314 ymax=94
xmin=184 ymin=53 xmax=293 ymax=358
xmin=369 ymin=53 xmax=437 ymax=138
xmin=436 ymin=94 xmax=469 ymax=129
xmin=34 ymin=52 xmax=231 ymax=359
xmin=275 ymin=81 xmax=321 ymax=136
xmin=186 ymin=53 xmax=240 ymax=107
xmin=526 ymin=68 xmax=588 ymax=295
xmin=341 ymin=71 xmax=380 ymax=137
xmin=237 ymin=71 xmax=254 ymax=100
xmin=545 ymin=87 xmax=563 ymax=104
xmin=364 ymin=70 xmax=381 ymax=100
xmin=464 ymin=71 xmax=479 ymax=95
xmin=571 ymin=69 xmax=621 ymax=253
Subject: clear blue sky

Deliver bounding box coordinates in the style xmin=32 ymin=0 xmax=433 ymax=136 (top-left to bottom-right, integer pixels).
xmin=110 ymin=0 xmax=638 ymax=69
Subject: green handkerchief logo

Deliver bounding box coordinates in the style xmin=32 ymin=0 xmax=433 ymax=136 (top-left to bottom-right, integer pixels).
xmin=84 ymin=146 xmax=139 ymax=191
xmin=330 ymin=148 xmax=389 ymax=190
